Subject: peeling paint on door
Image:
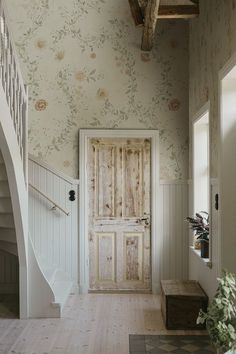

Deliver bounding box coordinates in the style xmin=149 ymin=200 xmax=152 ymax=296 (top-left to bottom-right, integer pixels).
xmin=88 ymin=138 xmax=151 ymax=291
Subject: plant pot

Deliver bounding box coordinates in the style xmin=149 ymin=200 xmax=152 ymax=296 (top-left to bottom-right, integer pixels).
xmin=224 ymin=351 xmax=236 ymax=354
xmin=200 ymin=240 xmax=209 ymax=258
xmin=193 ymin=235 xmax=201 ymax=250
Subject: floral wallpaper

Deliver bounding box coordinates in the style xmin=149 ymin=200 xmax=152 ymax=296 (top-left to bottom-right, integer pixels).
xmin=7 ymin=0 xmax=189 ymax=179
xmin=189 ymin=0 xmax=236 ymax=178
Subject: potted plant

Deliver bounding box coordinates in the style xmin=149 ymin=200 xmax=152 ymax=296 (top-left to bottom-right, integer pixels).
xmin=186 ymin=211 xmax=210 ymax=258
xmin=197 ymin=270 xmax=236 ymax=354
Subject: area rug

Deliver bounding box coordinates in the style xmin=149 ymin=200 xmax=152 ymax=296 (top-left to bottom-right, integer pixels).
xmin=129 ymin=335 xmax=215 ymax=353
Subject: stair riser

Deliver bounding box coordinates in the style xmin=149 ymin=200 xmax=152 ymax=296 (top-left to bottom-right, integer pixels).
xmin=0 ymin=182 xmax=10 ymax=197
xmin=0 ymin=198 xmax=13 ymax=213
xmin=0 ymin=166 xmax=7 ymax=181
xmin=0 ymin=214 xmax=14 ymax=228
xmin=0 ymin=241 xmax=18 ymax=256
xmin=0 ymin=153 xmax=4 ymax=164
xmin=0 ymin=232 xmax=16 ymax=243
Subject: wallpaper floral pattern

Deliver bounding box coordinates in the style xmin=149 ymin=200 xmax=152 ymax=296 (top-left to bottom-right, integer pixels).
xmin=189 ymin=0 xmax=236 ymax=178
xmin=7 ymin=0 xmax=189 ymax=179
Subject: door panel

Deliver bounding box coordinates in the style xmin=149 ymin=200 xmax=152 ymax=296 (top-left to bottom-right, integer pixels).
xmin=124 ymin=232 xmax=143 ymax=281
xmin=96 ymin=232 xmax=115 ymax=282
xmin=123 ymin=146 xmax=143 ymax=217
xmin=88 ymin=138 xmax=151 ymax=291
xmin=95 ymin=145 xmax=115 ymax=218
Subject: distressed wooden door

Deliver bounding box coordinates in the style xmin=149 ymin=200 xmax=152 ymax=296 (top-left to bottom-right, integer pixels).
xmin=88 ymin=138 xmax=151 ymax=292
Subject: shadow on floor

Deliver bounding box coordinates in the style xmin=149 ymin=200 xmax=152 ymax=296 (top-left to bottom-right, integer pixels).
xmin=0 ymin=294 xmax=19 ymax=318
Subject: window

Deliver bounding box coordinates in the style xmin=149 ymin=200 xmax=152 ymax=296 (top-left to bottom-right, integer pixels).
xmin=193 ymin=111 xmax=210 ymax=214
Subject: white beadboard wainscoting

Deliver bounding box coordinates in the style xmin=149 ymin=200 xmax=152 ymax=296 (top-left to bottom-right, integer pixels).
xmin=28 ymin=156 xmax=79 ymax=284
xmin=28 ymin=165 xmax=189 ymax=293
xmin=158 ymin=180 xmax=189 ymax=283
xmin=189 ymin=179 xmax=220 ymax=299
xmin=0 ymin=250 xmax=19 ymax=294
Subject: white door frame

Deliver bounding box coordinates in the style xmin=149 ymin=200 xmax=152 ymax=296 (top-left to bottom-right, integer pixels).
xmin=79 ymin=129 xmax=160 ymax=294
xmin=218 ymin=52 xmax=236 ymax=276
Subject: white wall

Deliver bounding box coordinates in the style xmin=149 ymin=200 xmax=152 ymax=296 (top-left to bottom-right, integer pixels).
xmin=159 ymin=180 xmax=189 ymax=282
xmin=29 ymin=153 xmax=189 ymax=291
xmin=220 ymin=75 xmax=236 ymax=276
xmin=189 ymin=179 xmax=220 ymax=299
xmin=28 ymin=156 xmax=79 ymax=283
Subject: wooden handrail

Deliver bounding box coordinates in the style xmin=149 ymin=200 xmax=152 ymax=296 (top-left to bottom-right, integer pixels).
xmin=29 ymin=183 xmax=70 ymax=216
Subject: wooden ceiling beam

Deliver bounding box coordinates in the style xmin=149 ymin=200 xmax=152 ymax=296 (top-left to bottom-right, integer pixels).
xmin=157 ymin=4 xmax=199 ymax=19
xmin=128 ymin=0 xmax=144 ymax=26
xmin=141 ymin=0 xmax=160 ymax=51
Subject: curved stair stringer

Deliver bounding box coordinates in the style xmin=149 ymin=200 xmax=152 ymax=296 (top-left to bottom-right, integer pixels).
xmin=28 ymin=239 xmax=61 ymax=318
xmin=0 ymin=85 xmax=28 ymax=318
xmin=31 ymin=249 xmax=74 ymax=317
xmin=0 ymin=85 xmax=60 ymax=318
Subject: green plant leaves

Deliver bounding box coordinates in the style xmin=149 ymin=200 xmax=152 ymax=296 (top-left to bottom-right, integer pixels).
xmin=197 ymin=270 xmax=236 ymax=351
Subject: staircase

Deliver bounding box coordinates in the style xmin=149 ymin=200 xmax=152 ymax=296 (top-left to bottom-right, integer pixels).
xmin=0 ymin=151 xmax=17 ymax=256
xmin=0 ymin=0 xmax=75 ymax=318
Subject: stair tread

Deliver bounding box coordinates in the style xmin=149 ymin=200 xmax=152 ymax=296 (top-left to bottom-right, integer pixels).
xmin=0 ymin=241 xmax=18 ymax=256
xmin=0 ymin=225 xmax=15 ymax=230
xmin=0 ymin=224 xmax=15 ymax=229
xmin=0 ymin=181 xmax=10 ymax=196
xmin=0 ymin=237 xmax=16 ymax=243
xmin=0 ymin=213 xmax=15 ymax=228
xmin=0 ymin=227 xmax=16 ymax=243
xmin=0 ymin=200 xmax=13 ymax=213
xmin=0 ymin=165 xmax=7 ymax=180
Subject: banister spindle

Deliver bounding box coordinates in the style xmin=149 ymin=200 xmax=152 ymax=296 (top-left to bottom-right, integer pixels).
xmin=0 ymin=0 xmax=28 ymax=184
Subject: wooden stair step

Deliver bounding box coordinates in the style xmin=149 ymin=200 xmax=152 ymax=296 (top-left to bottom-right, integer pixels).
xmin=0 ymin=241 xmax=18 ymax=256
xmin=0 ymin=165 xmax=7 ymax=181
xmin=0 ymin=227 xmax=16 ymax=243
xmin=0 ymin=151 xmax=4 ymax=164
xmin=0 ymin=198 xmax=13 ymax=213
xmin=0 ymin=181 xmax=10 ymax=197
xmin=0 ymin=213 xmax=15 ymax=228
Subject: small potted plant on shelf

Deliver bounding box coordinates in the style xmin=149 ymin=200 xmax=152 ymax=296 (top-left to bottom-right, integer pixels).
xmin=186 ymin=211 xmax=210 ymax=258
xmin=197 ymin=270 xmax=236 ymax=354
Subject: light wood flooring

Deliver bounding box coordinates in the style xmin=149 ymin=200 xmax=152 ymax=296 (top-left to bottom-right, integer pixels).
xmin=0 ymin=293 xmax=205 ymax=354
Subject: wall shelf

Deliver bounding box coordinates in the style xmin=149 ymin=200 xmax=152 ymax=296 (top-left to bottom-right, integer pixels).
xmin=189 ymin=246 xmax=212 ymax=269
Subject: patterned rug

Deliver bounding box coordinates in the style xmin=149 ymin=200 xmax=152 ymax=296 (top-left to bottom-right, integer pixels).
xmin=129 ymin=335 xmax=215 ymax=354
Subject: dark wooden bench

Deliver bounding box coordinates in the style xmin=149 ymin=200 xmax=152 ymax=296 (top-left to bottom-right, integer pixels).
xmin=161 ymin=280 xmax=208 ymax=330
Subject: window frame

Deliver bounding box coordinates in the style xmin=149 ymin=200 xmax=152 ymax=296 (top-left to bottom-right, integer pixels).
xmin=191 ymin=101 xmax=211 ymax=265
xmin=192 ymin=109 xmax=210 ymax=215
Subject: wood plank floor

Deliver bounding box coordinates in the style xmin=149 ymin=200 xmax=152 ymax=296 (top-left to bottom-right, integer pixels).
xmin=0 ymin=294 xmax=205 ymax=354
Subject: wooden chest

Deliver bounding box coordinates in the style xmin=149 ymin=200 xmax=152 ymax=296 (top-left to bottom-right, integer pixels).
xmin=161 ymin=280 xmax=208 ymax=330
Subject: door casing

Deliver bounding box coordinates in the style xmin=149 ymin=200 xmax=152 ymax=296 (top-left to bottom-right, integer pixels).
xmin=79 ymin=129 xmax=160 ymax=294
